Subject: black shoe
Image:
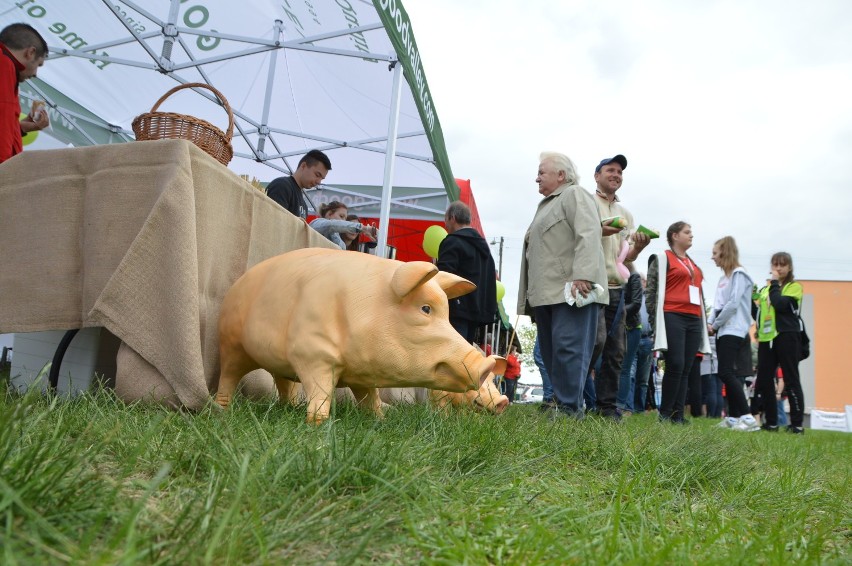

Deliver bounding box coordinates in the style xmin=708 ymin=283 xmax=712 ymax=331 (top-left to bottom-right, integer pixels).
xmin=785 ymin=426 xmax=805 ymax=435
xmin=601 ymin=409 xmax=623 ymax=423
xmin=550 ymin=406 xmax=585 ymax=422
xmin=538 ymin=401 xmax=556 ymax=413
xmin=672 ymin=417 xmax=690 ymax=426
xmin=760 ymin=424 xmax=779 ymax=432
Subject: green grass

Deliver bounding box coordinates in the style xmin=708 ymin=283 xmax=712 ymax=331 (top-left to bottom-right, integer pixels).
xmin=1 ymin=382 xmax=850 ymax=565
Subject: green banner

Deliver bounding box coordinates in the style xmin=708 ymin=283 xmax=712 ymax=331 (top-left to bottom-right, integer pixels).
xmin=372 ymin=0 xmax=459 ymax=201
xmin=497 ymin=300 xmax=512 ymax=330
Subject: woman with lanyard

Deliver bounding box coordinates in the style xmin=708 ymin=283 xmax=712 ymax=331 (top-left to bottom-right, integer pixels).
xmin=645 ymin=221 xmax=711 ymax=424
xmin=753 ymin=252 xmax=805 ymax=433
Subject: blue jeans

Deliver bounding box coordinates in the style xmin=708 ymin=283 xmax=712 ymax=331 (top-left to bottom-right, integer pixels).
xmin=584 ymin=354 xmax=602 ymax=411
xmin=633 ymin=336 xmax=653 ymax=413
xmin=535 ymin=302 xmax=599 ymax=415
xmin=616 ymin=326 xmax=641 ymax=411
xmin=777 ymin=399 xmax=788 ymax=425
xmin=701 ymin=373 xmax=724 ymax=417
xmin=534 ymin=336 xmax=553 ymax=403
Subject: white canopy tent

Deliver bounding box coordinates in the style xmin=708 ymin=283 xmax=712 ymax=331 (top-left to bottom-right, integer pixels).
xmin=2 ymin=0 xmax=458 ymax=255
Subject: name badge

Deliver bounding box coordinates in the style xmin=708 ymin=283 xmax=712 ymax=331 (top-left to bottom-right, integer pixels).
xmin=689 ymin=285 xmax=701 ymax=306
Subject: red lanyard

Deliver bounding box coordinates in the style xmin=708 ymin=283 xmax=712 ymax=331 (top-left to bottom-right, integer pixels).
xmin=672 ymin=254 xmax=695 ymax=283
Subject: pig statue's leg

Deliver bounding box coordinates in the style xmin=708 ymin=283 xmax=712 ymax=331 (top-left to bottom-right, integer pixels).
xmin=299 ymin=377 xmax=335 ymax=425
xmin=273 ymin=376 xmax=295 ymax=405
xmin=349 ymin=386 xmax=384 ymax=419
xmin=215 ymin=350 xmax=257 ymax=409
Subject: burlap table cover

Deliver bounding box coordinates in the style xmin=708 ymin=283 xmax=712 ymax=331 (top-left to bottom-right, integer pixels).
xmin=0 ymin=139 xmax=336 ymax=408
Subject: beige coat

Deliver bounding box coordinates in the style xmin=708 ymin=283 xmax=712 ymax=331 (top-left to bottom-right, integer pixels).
xmin=517 ymin=183 xmax=608 ymax=316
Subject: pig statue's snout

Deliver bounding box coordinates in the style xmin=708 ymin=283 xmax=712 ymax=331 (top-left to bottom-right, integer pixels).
xmin=457 ymin=349 xmax=500 ymax=390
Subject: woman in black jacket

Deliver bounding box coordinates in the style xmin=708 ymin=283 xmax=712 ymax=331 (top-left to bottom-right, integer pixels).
xmin=752 ymin=252 xmax=805 ymax=433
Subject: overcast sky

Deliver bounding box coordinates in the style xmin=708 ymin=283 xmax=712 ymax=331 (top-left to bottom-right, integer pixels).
xmin=405 ymin=0 xmax=852 ymax=324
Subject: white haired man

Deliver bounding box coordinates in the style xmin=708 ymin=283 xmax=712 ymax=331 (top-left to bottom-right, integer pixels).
xmin=518 ymin=152 xmax=608 ymax=418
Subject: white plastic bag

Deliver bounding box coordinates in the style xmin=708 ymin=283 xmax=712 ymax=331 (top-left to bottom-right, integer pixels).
xmin=564 ymin=282 xmax=605 ymax=308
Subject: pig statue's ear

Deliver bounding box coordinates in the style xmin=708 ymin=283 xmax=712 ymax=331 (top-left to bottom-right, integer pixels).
xmin=391 ymin=261 xmax=438 ymax=298
xmin=433 ymin=271 xmax=477 ymax=300
xmin=490 ymin=356 xmax=507 ymax=376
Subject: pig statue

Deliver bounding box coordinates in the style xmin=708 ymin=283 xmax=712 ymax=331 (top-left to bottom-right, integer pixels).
xmin=216 ymin=248 xmax=505 ymax=424
xmin=430 ymin=376 xmax=510 ymax=414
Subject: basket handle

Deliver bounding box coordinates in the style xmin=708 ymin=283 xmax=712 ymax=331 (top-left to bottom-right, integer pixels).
xmin=149 ymin=82 xmax=234 ymax=141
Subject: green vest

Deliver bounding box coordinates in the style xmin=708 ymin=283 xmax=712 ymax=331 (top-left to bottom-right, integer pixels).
xmin=755 ymin=281 xmax=803 ymax=342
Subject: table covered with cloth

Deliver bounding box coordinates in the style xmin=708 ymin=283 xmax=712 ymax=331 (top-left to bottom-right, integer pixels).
xmin=0 ymin=139 xmax=336 ymax=409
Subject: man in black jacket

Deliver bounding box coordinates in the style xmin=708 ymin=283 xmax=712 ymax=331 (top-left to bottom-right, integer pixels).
xmin=437 ymin=201 xmax=498 ymax=343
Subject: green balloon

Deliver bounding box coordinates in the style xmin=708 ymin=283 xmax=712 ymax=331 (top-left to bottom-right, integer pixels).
xmin=495 ymin=280 xmax=505 ymax=302
xmin=423 ymin=225 xmax=448 ymax=258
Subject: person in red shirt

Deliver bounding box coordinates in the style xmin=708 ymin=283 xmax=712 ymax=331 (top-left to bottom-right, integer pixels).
xmin=502 ymin=345 xmax=522 ymax=403
xmin=646 ymin=221 xmax=711 ymax=423
xmin=0 ymin=23 xmax=49 ymax=164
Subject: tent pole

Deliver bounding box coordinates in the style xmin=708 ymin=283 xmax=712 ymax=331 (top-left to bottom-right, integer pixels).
xmin=376 ymin=58 xmax=403 ymax=258
xmin=257 ymin=20 xmax=284 ymax=159
xmin=160 ymin=0 xmax=182 ymax=62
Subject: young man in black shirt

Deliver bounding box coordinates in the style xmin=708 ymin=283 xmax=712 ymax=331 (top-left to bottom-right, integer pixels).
xmin=265 ymin=149 xmax=332 ymax=218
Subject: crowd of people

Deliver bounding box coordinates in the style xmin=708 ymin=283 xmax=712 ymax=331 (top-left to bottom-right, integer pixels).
xmin=256 ymin=144 xmax=808 ymax=432
xmin=519 ymin=151 xmax=806 ymax=433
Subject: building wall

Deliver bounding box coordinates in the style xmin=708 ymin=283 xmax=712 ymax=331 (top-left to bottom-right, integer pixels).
xmin=801 ymin=281 xmax=851 ymax=412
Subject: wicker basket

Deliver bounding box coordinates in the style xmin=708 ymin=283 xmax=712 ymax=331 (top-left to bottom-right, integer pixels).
xmin=132 ymin=82 xmax=234 ymax=165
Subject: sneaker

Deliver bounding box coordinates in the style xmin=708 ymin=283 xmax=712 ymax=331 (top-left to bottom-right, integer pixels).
xmin=733 ymin=415 xmax=760 ymax=432
xmin=760 ymin=424 xmax=779 ymax=432
xmin=717 ymin=417 xmax=739 ymax=428
xmin=785 ymin=426 xmax=805 ymax=435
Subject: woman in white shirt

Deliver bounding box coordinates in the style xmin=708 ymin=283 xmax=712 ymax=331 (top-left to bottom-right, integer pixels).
xmin=707 ymin=236 xmax=757 ymax=431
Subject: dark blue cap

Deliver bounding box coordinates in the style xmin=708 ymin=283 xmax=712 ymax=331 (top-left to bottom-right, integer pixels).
xmin=595 ymin=154 xmax=627 ymax=173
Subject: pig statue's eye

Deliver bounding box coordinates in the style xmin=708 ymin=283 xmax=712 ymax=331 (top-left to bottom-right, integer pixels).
xmin=421 ymin=305 xmax=431 ymax=315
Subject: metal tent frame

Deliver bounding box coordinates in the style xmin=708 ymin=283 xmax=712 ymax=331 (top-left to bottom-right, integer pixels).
xmin=5 ymin=0 xmax=458 ymax=256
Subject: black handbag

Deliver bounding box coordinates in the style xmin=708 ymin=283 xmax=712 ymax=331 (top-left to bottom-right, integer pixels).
xmin=794 ymin=300 xmax=810 ymax=361
xmin=797 ymin=314 xmax=810 ymax=361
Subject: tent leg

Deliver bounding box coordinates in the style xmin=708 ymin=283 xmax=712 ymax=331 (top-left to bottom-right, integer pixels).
xmin=376 ymin=59 xmax=404 ymax=258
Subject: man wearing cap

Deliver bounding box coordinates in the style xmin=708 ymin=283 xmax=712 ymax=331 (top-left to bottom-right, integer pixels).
xmin=588 ymin=154 xmax=650 ymax=420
